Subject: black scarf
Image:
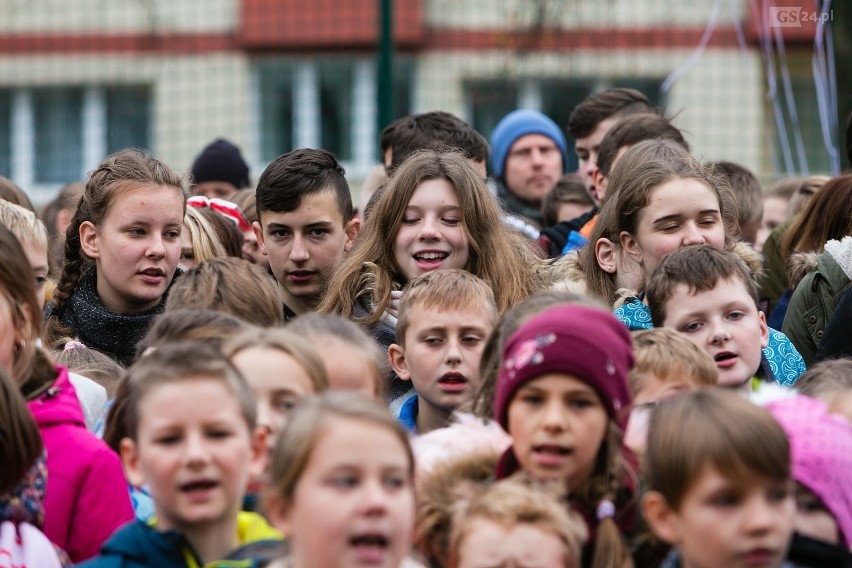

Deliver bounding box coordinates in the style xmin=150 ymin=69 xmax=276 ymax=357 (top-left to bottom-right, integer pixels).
xmin=52 ymin=270 xmax=172 ymax=367
xmin=494 ymin=178 xmax=545 ymax=228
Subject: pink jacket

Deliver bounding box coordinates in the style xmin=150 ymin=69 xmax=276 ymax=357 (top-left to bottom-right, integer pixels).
xmin=27 ymin=365 xmax=134 ymax=563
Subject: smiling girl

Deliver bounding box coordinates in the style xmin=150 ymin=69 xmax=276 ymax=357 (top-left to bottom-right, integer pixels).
xmin=44 ymin=149 xmax=187 ymax=366
xmin=319 ymin=149 xmax=544 ymax=410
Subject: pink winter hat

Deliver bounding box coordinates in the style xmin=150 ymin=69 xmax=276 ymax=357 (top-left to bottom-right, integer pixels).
xmin=767 ymin=395 xmax=852 ymax=548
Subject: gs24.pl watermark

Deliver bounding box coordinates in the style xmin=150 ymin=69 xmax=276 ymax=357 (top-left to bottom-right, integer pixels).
xmin=769 ymin=8 xmax=834 ymax=28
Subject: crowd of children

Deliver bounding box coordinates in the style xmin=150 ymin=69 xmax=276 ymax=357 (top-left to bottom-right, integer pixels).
xmin=0 ymin=87 xmax=850 ymax=568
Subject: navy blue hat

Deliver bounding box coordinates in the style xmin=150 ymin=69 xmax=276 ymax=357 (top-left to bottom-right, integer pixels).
xmin=490 ymin=110 xmax=569 ymax=179
xmin=191 ymin=139 xmax=250 ymax=190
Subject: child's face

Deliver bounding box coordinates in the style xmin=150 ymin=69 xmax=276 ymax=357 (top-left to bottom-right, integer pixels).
xmin=390 ymin=304 xmax=492 ymax=416
xmin=274 ymin=418 xmax=415 ymax=568
xmin=20 ymin=241 xmax=48 ymax=309
xmin=507 ymin=373 xmax=608 ymax=486
xmin=80 ymin=184 xmax=184 ymax=314
xmin=794 ymin=482 xmax=841 ymax=546
xmin=621 ymin=178 xmax=725 ymax=277
xmin=255 ymin=189 xmax=359 ymax=309
xmin=178 ymin=223 xmax=196 ymax=272
xmin=323 ymin=339 xmax=381 ymax=399
xmin=121 ymin=378 xmax=263 ymax=535
xmin=394 ymin=179 xmax=470 ymax=282
xmin=662 ymin=278 xmax=769 ymax=389
xmin=625 ymin=373 xmax=695 ymax=454
xmin=648 ymin=465 xmax=794 ymax=568
xmin=456 ymin=519 xmax=568 ymax=568
xmin=230 ymin=347 xmax=316 ymax=450
xmin=0 ymin=290 xmax=21 ymax=374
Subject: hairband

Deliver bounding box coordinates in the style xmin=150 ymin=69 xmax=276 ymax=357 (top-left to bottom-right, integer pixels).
xmin=596 ymin=499 xmax=616 ymax=521
xmin=64 ymin=340 xmax=87 ymax=351
xmin=187 ymin=196 xmax=252 ymax=232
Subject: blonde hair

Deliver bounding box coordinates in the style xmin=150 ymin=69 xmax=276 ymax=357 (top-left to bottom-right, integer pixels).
xmin=183 ymin=205 xmax=226 ymax=264
xmin=449 ymin=480 xmax=587 ymax=568
xmin=318 ymin=149 xmax=543 ymax=323
xmin=222 ymin=327 xmax=328 ymax=394
xmin=629 ymin=328 xmax=718 ymax=395
xmin=396 ymin=269 xmax=498 ymax=347
xmin=0 ymin=200 xmax=48 ymax=253
xmin=53 ymin=341 xmax=126 ymax=398
xmin=264 ymin=392 xmax=413 ymax=505
xmin=645 ymin=389 xmax=790 ymax=510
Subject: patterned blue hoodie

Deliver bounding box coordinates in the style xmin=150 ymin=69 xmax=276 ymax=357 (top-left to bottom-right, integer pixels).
xmin=614 ymin=297 xmax=806 ymax=386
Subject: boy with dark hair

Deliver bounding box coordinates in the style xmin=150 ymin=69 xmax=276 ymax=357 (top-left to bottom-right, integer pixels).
xmin=539 ymin=173 xmax=594 ymax=228
xmin=254 ymin=148 xmax=360 ymax=320
xmin=595 ymin=113 xmax=690 ymax=204
xmin=707 ymin=161 xmax=763 ymax=246
xmin=568 ymin=87 xmax=657 ymax=199
xmin=646 ymin=245 xmax=804 ymax=392
xmin=380 ymin=111 xmax=490 ymax=177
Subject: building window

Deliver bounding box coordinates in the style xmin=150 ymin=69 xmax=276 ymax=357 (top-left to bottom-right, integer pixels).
xmin=0 ymin=86 xmax=150 ymax=201
xmin=256 ymin=56 xmax=413 ymax=176
xmin=465 ymin=78 xmax=664 ymax=173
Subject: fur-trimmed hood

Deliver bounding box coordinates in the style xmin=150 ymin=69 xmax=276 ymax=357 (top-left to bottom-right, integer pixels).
xmin=788 ymin=251 xmax=820 ymax=289
xmin=788 ymin=236 xmax=852 ymax=289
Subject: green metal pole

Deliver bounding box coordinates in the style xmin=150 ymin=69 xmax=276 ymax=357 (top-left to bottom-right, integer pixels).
xmin=377 ymin=0 xmax=394 ymax=143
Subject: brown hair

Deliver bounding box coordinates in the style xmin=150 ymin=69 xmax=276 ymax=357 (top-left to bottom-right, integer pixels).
xmin=597 ymin=114 xmax=689 ymax=178
xmin=44 ymin=149 xmax=187 ymax=348
xmin=795 ymin=358 xmax=852 ymax=413
xmin=103 ymin=341 xmax=255 ymax=453
xmin=0 ymin=226 xmax=56 ymax=396
xmin=568 ymin=88 xmax=657 ymax=140
xmin=629 ymin=328 xmax=718 ymax=395
xmin=607 ymin=140 xmax=738 ymax=242
xmin=222 ymin=327 xmax=328 ymax=393
xmin=318 ymin=149 xmax=543 ymax=322
xmin=165 ymin=256 xmax=282 ymax=327
xmin=448 ymin=480 xmax=587 ymax=568
xmin=646 ymin=245 xmax=759 ymax=327
xmin=380 ymin=111 xmax=490 ymax=175
xmin=0 ymin=176 xmax=35 ymax=212
xmin=0 ymin=366 xmax=43 ymax=495
xmin=541 ymin=173 xmax=594 ymax=227
xmin=264 ymin=392 xmax=413 ymax=504
xmin=396 ymin=268 xmax=499 ymax=347
xmin=287 ymin=313 xmax=387 ymax=399
xmin=780 ymin=174 xmax=852 ymax=260
xmin=229 ymin=188 xmax=259 ymax=225
xmin=195 ymin=205 xmax=244 ymax=258
xmin=645 ymin=389 xmax=790 ymax=510
xmin=53 ymin=341 xmax=126 ymax=398
xmin=708 ymin=161 xmax=763 ymax=227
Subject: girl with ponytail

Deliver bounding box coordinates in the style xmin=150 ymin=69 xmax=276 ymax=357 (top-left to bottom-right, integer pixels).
xmin=44 ymin=149 xmax=187 ymax=366
xmin=492 ymin=304 xmax=637 ymax=568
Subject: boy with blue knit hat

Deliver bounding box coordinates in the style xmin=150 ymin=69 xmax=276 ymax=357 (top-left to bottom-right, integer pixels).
xmin=191 ymin=138 xmax=251 ymax=200
xmin=490 ymin=109 xmax=568 ymax=235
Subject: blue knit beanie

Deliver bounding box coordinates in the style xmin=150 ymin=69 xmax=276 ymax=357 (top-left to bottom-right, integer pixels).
xmin=191 ymin=138 xmax=250 ymax=190
xmin=489 ymin=109 xmax=569 ymax=178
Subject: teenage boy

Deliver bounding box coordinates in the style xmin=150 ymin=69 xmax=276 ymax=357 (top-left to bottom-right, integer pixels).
xmin=567 ymin=88 xmax=657 ymax=203
xmin=389 ymin=269 xmax=498 ymax=435
xmin=254 ymin=149 xmax=360 ymax=320
xmin=646 ymin=245 xmax=805 ymax=393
